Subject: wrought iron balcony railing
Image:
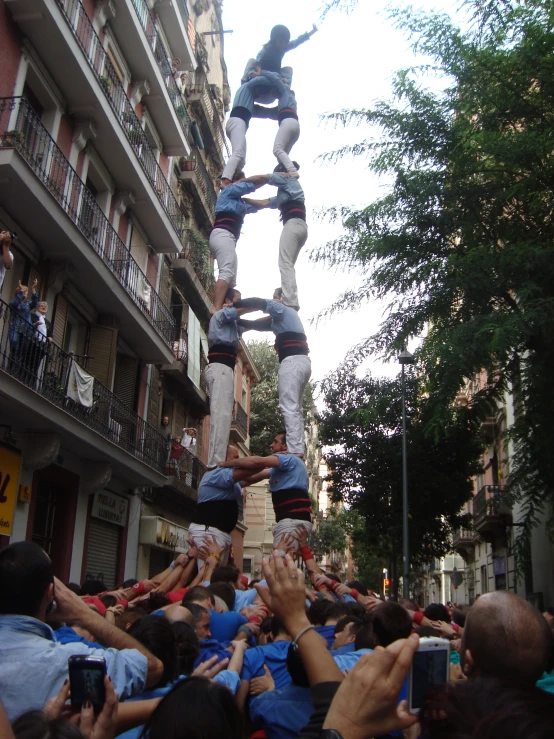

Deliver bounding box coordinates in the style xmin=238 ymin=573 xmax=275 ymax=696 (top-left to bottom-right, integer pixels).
xmin=473 ymin=484 xmax=504 ymax=521
xmin=0 ymin=97 xmax=175 ymax=346
xmin=0 ymin=298 xmax=168 ymax=473
xmin=166 ymin=444 xmax=206 ymax=489
xmin=188 ymin=68 xmax=230 ymax=158
xmin=129 ymin=0 xmax=194 ymax=145
xmin=57 ymin=0 xmax=187 ymax=241
xmin=232 ymin=401 xmax=248 ymax=437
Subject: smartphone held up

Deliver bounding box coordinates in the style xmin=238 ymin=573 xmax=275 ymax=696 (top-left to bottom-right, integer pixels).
xmin=408 ymin=637 xmax=450 ymax=713
xmin=68 ymin=655 xmax=107 ymax=715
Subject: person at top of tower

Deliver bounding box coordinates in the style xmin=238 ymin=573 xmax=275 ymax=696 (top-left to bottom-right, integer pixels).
xmin=243 ymin=24 xmax=318 ymax=82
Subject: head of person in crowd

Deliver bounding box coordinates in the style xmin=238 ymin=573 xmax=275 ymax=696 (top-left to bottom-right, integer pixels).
xmin=344 ymin=601 xmax=367 ymax=620
xmin=211 ymin=565 xmax=244 ymax=591
xmin=182 ymin=586 xmax=216 ymax=611
xmin=416 ymin=625 xmax=442 ymax=638
xmin=15 ymin=283 xmax=28 ymax=298
xmin=372 ymin=601 xmax=413 ymax=647
xmin=209 ymin=583 xmax=235 ymax=612
xmin=269 ymin=24 xmax=291 ymax=52
xmin=270 ymin=615 xmax=290 ymax=642
xmin=308 ymin=599 xmax=345 ymax=627
xmin=186 ymin=603 xmax=211 ymax=640
xmin=11 ymin=710 xmax=83 ymax=739
xmin=258 ymin=616 xmax=274 ymax=646
xmin=354 ymin=621 xmax=376 ymax=651
xmin=332 ymin=616 xmax=365 ymax=651
xmin=272 ymin=287 xmax=284 ymax=303
xmin=173 ymin=621 xmax=200 ymax=676
xmin=115 ymin=608 xmax=145 ymax=632
xmin=248 ymin=579 xmax=260 ymax=589
xmin=161 ymin=415 xmax=170 ymax=427
xmin=460 ymin=591 xmax=552 ymax=684
xmin=141 ymin=676 xmax=244 ymax=739
xmin=79 ymin=579 xmax=107 ymax=596
xmin=348 ymin=580 xmax=369 ymax=597
xmin=0 ymin=541 xmax=53 ymax=619
xmin=453 ymin=604 xmax=470 ymax=628
xmin=122 ymin=578 xmax=139 ymax=588
xmin=99 ymin=593 xmax=117 ymax=609
xmin=424 ymin=603 xmax=451 ymax=623
xmin=420 ymin=676 xmax=554 ymax=739
xmin=141 ymin=593 xmax=171 ymax=614
xmin=163 ymin=605 xmax=194 ymax=626
xmin=129 ymin=615 xmax=177 ymax=688
xmin=36 ymin=301 xmax=48 ymax=316
xmin=65 ymin=582 xmax=81 ymax=595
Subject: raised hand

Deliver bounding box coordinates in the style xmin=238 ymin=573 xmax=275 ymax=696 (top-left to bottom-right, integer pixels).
xmin=255 ymin=552 xmax=308 ymax=635
xmin=312 ymin=573 xmax=333 ymax=590
xmin=431 ymin=620 xmax=458 ymax=638
xmin=192 ymin=654 xmax=230 ymax=679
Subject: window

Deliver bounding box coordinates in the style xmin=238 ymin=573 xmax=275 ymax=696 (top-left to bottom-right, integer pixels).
xmin=242 ymin=558 xmax=252 ymax=575
xmin=64 ymin=305 xmax=89 ymax=358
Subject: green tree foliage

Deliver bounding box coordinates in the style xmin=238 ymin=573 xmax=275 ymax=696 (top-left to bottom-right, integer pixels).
xmin=310 ymin=509 xmax=348 ymax=560
xmin=335 ymin=508 xmax=387 ymax=591
xmin=319 ymin=361 xmax=484 ymax=586
xmin=313 ymin=0 xmax=554 ymax=565
xmin=247 ymin=339 xmax=315 ymax=457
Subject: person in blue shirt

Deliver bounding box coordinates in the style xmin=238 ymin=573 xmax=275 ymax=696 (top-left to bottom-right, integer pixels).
xmin=244 ymin=167 xmax=306 ymax=310
xmin=210 ymin=174 xmax=267 ymax=311
xmin=218 ymin=432 xmax=312 ymax=552
xmin=235 ymin=292 xmax=311 ymax=454
xmin=188 ymin=446 xmax=253 ymax=566
xmin=8 ymin=278 xmax=38 ymax=378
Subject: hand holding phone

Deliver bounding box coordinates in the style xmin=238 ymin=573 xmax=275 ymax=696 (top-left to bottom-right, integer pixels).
xmin=68 ymin=655 xmax=107 ymax=715
xmin=408 ymin=637 xmax=450 ymax=713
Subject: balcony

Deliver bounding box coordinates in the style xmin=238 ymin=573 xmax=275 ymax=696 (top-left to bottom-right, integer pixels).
xmin=231 ymin=401 xmax=248 ymax=442
xmin=452 ymin=527 xmax=475 ymax=562
xmin=0 ymin=298 xmax=168 ymax=484
xmin=161 ymin=325 xmax=208 ymax=411
xmin=178 ymin=147 xmax=217 ymax=226
xmin=153 ymin=0 xmax=196 ymax=71
xmin=109 ymin=0 xmax=194 ymax=154
xmin=151 ymin=448 xmax=207 ymax=517
xmin=473 ymin=485 xmax=511 ymax=543
xmin=188 ymin=69 xmax=229 ymax=168
xmin=171 ymin=232 xmax=214 ymax=322
xmin=0 ymin=97 xmax=175 ymax=363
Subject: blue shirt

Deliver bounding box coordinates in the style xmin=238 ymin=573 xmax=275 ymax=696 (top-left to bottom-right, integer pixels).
xmin=195 ymin=638 xmax=233 ymax=667
xmin=232 ymin=587 xmax=258 ymax=612
xmin=197 ymin=467 xmax=242 ymax=504
xmin=331 ymin=643 xmax=357 ymax=657
xmin=249 ymin=685 xmax=313 ymax=739
xmin=268 ymin=173 xmax=305 ymax=211
xmin=209 ymin=610 xmax=248 ymax=642
xmin=233 ymin=71 xmax=285 ymax=112
xmin=265 ymin=300 xmax=305 ymax=335
xmin=269 ymin=454 xmax=309 ymax=493
xmin=215 ymin=181 xmax=258 ymax=217
xmin=278 ymin=86 xmax=297 ymax=113
xmin=240 ymin=639 xmax=292 ymax=689
xmin=208 ymin=306 xmax=240 ymax=349
xmin=334 ymin=648 xmax=373 ymax=673
xmin=54 ymin=625 xmax=105 ymax=650
xmin=314 ymin=624 xmax=335 ymax=650
xmin=0 ymin=615 xmax=148 ymax=722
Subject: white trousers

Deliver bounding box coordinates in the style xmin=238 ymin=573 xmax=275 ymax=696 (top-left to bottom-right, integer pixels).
xmin=279 ymin=218 xmax=307 ymax=310
xmin=188 ymin=523 xmax=232 ymax=569
xmin=273 ymin=118 xmax=300 ymax=172
xmin=278 ymin=355 xmax=311 ymax=455
xmin=272 ymin=519 xmax=312 ymax=552
xmin=222 ymin=117 xmax=247 ymax=181
xmin=209 ymin=228 xmax=237 ymax=285
xmin=205 ymin=362 xmax=235 ymax=467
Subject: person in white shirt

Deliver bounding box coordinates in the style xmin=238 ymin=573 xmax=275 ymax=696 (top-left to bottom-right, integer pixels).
xmin=181 ymin=427 xmax=197 ymax=456
xmin=0 ymin=230 xmax=14 ymax=294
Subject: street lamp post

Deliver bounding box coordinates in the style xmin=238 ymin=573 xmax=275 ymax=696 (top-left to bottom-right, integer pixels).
xmin=398 ymin=348 xmax=415 ymax=599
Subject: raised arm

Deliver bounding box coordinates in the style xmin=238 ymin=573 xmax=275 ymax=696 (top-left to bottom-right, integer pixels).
xmin=237 ymin=316 xmax=273 ymax=332
xmin=242 ymin=197 xmax=271 ymax=209
xmin=220 ymin=454 xmax=280 ymax=471
xmin=288 ymin=24 xmax=318 ymax=50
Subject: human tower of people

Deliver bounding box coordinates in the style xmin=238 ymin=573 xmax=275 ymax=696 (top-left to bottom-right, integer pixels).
xmin=189 ymin=24 xmax=316 ymax=565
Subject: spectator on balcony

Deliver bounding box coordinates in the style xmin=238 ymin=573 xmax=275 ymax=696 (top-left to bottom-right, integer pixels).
xmin=8 ymin=279 xmax=38 ymax=378
xmin=221 ymin=72 xmax=286 ymax=186
xmin=28 ymin=301 xmax=52 ymax=382
xmin=210 ymin=174 xmax=268 ymax=312
xmin=235 ymin=290 xmax=311 ymax=455
xmin=181 ymin=427 xmax=197 ymax=456
xmin=0 ymin=230 xmax=14 ymax=295
xmin=170 ymin=436 xmax=185 ymax=478
xmin=243 ymin=165 xmax=306 ymax=310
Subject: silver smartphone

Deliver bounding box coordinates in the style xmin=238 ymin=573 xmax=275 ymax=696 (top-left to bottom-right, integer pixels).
xmin=408 ymin=637 xmax=450 ymax=713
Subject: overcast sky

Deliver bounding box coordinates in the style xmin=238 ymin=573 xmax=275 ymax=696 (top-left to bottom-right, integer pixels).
xmin=220 ymin=0 xmax=460 ymax=396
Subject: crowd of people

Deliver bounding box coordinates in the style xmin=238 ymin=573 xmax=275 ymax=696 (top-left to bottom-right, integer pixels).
xmin=1 ymin=528 xmax=553 ymax=739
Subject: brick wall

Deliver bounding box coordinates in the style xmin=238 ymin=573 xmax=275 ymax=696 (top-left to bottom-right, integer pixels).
xmin=0 ymin=1 xmax=23 ymax=99
xmin=56 ymin=114 xmax=74 ymax=159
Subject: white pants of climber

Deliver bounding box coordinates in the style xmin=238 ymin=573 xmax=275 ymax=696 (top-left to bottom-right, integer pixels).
xmin=273 ymin=518 xmax=312 ymax=552
xmin=222 ymin=117 xmax=247 ymax=181
xmin=273 ymin=118 xmax=300 ymax=172
xmin=209 ymin=228 xmax=237 ymax=286
xmin=278 ymin=354 xmax=311 ymax=455
xmin=279 ymin=218 xmax=308 ymax=310
xmin=204 ymin=362 xmax=235 ymax=467
xmin=188 ymin=523 xmax=231 ymax=569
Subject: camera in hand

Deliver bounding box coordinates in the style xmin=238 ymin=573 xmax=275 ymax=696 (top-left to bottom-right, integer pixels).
xmin=68 ymin=655 xmax=106 ymax=714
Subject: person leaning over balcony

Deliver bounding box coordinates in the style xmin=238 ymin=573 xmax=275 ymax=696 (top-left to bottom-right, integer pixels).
xmin=0 ymin=230 xmax=14 ymax=294
xmin=8 ymin=278 xmax=38 ymax=378
xmin=205 ymin=288 xmax=250 ymax=467
xmin=210 ymin=173 xmax=268 ymax=312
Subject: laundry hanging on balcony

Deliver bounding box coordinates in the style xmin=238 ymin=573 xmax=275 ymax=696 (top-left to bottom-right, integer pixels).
xmin=67 ymin=360 xmax=95 ymax=408
xmin=191 ymin=121 xmax=205 ymax=149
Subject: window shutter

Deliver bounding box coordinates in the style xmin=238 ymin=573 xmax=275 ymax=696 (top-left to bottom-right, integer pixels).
xmin=87 ymin=325 xmax=118 ymax=388
xmin=84 ymin=518 xmax=121 ymax=590
xmin=113 ymin=353 xmax=139 ymax=409
xmin=52 ymin=294 xmax=69 ymax=347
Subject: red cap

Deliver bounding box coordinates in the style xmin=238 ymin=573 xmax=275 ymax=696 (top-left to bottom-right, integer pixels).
xmin=241 ymin=575 xmax=249 ymax=588
xmin=83 ymin=597 xmax=107 ymax=616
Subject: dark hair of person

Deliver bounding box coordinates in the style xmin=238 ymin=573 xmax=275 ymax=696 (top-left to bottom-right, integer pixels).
xmin=276 ymin=429 xmax=287 ymax=444
xmin=347 ymin=580 xmax=369 ymax=596
xmin=344 ymin=602 xmax=367 ymax=619
xmin=65 ymin=582 xmax=81 ymax=595
xmin=355 ymin=622 xmax=376 ymax=651
xmin=274 ymin=288 xmax=283 ymax=299
xmin=115 ymin=609 xmax=145 ymax=632
xmin=122 ymin=578 xmax=139 ymax=588
xmin=129 ymin=615 xmax=177 ymax=687
xmin=12 ymin=711 xmax=84 ymax=739
xmin=209 ymin=582 xmax=235 ymax=611
xmin=424 ymin=603 xmax=451 ymax=623
xmin=99 ymin=594 xmax=117 ymax=609
xmin=211 ymin=566 xmax=240 ymax=586
xmin=224 ymin=287 xmax=238 ymax=303
xmin=248 ymin=579 xmax=260 ymax=589
xmin=287 ymin=643 xmax=310 ymax=687
xmin=308 ymin=599 xmax=345 ymax=626
xmin=334 ymin=615 xmax=359 ymax=635
xmin=0 ymin=542 xmax=53 ymax=617
xmin=373 ymin=602 xmax=412 ymax=647
xmin=139 ymin=676 xmax=244 ymax=739
xmin=270 ymin=24 xmax=291 ymax=43
xmin=182 ymin=586 xmax=215 ymax=608
xmin=186 ymin=603 xmax=209 ymax=625
xmin=416 ymin=625 xmax=442 ymax=638
xmin=79 ymin=579 xmax=107 ymax=597
xmin=260 ymin=616 xmax=273 ymax=636
xmin=420 ymin=676 xmax=554 ymax=739
xmin=270 ymin=615 xmax=287 ymax=639
xmin=173 ymin=621 xmax=200 ymax=676
xmin=141 ymin=593 xmax=171 ymax=614
xmin=452 ymin=604 xmax=470 ymax=628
